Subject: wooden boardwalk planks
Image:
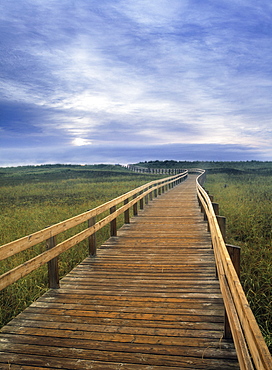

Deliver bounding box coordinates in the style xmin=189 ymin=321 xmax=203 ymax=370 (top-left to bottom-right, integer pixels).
xmin=0 ymin=175 xmax=239 ymax=369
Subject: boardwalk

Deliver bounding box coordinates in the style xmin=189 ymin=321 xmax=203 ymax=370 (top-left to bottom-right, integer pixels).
xmin=0 ymin=175 xmax=239 ymax=369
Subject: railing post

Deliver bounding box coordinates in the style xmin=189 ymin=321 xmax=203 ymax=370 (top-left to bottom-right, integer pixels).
xmin=158 ymin=185 xmax=162 ymax=196
xmin=224 ymin=244 xmax=241 ymax=339
xmin=207 ymin=203 xmax=219 ymax=232
xmin=140 ymin=191 xmax=144 ymax=209
xmin=212 ymin=202 xmax=219 ymax=215
xmin=46 ymin=235 xmax=59 ymax=289
xmin=124 ymin=198 xmax=130 ymax=224
xmin=145 ymin=191 xmax=149 ymax=204
xmin=88 ymin=216 xmax=96 ymax=256
xmin=217 ymin=216 xmax=226 ymax=242
xmin=226 ymin=244 xmax=241 ymax=279
xmin=133 ymin=194 xmax=138 ymax=216
xmin=110 ymin=206 xmax=117 ymax=236
xmin=149 ymin=186 xmax=153 ymax=201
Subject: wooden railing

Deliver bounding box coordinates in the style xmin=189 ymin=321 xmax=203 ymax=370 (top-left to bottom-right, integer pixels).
xmin=195 ymin=169 xmax=272 ymax=370
xmin=127 ymin=165 xmax=185 ymax=174
xmin=0 ymin=171 xmax=188 ymax=291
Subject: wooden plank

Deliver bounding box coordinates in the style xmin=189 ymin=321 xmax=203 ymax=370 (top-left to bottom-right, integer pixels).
xmin=5 ymin=312 xmax=224 ymax=331
xmin=0 ymin=333 xmax=238 ymax=359
xmin=0 ymin=353 xmax=239 ymax=370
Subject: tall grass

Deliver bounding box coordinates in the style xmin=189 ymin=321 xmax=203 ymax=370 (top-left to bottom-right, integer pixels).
xmin=205 ymin=172 xmax=272 ymax=351
xmin=0 ymin=165 xmax=163 ymax=328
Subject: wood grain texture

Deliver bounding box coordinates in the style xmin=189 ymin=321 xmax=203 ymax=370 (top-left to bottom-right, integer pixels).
xmin=0 ymin=175 xmax=239 ymax=369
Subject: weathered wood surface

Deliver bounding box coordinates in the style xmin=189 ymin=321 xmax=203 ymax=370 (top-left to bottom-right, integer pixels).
xmin=0 ymin=175 xmax=239 ymax=369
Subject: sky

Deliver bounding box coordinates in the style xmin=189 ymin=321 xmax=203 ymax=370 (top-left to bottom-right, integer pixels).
xmin=1 ymin=0 xmax=272 ymax=166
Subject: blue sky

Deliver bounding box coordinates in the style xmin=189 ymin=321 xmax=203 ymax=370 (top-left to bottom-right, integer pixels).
xmin=1 ymin=0 xmax=272 ymax=166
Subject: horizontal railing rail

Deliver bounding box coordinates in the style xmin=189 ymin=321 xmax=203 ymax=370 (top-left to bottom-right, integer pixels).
xmin=195 ymin=169 xmax=272 ymax=370
xmin=0 ymin=171 xmax=188 ymax=291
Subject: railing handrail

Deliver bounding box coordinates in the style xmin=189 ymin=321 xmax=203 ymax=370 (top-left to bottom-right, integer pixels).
xmin=0 ymin=171 xmax=188 ymax=291
xmin=195 ymin=169 xmax=272 ymax=370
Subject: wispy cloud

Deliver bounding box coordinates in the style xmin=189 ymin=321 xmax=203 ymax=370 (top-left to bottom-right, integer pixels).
xmin=0 ymin=0 xmax=272 ymax=165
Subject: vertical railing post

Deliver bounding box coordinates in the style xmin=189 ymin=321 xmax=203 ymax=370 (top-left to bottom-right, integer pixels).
xmin=208 ymin=202 xmax=219 ymax=232
xmin=145 ymin=190 xmax=149 ymax=205
xmin=133 ymin=194 xmax=138 ymax=216
xmin=124 ymin=198 xmax=130 ymax=224
xmin=212 ymin=202 xmax=219 ymax=215
xmin=46 ymin=235 xmax=59 ymax=289
xmin=217 ymin=216 xmax=226 ymax=242
xmin=224 ymin=244 xmax=241 ymax=339
xmin=110 ymin=206 xmax=117 ymax=236
xmin=140 ymin=191 xmax=144 ymax=209
xmin=88 ymin=216 xmax=96 ymax=256
xmin=158 ymin=185 xmax=162 ymax=196
xmin=149 ymin=186 xmax=153 ymax=201
xmin=226 ymin=244 xmax=241 ymax=279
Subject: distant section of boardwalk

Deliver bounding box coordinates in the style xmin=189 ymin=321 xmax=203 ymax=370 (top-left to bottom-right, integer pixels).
xmin=0 ymin=175 xmax=239 ymax=369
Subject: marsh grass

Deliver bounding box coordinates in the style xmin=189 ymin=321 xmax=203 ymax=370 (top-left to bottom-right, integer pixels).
xmin=205 ymin=171 xmax=272 ymax=351
xmin=0 ymin=165 xmax=162 ymax=327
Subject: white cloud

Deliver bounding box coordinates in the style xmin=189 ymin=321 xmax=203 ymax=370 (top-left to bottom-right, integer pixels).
xmin=71 ymin=138 xmax=92 ymax=147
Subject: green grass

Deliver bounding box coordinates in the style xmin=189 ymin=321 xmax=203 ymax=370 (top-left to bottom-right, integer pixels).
xmin=0 ymin=164 xmax=163 ymax=327
xmin=205 ymin=170 xmax=272 ymax=351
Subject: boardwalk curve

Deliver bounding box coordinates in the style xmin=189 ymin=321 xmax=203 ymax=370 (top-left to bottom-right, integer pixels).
xmin=0 ymin=175 xmax=239 ymax=369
